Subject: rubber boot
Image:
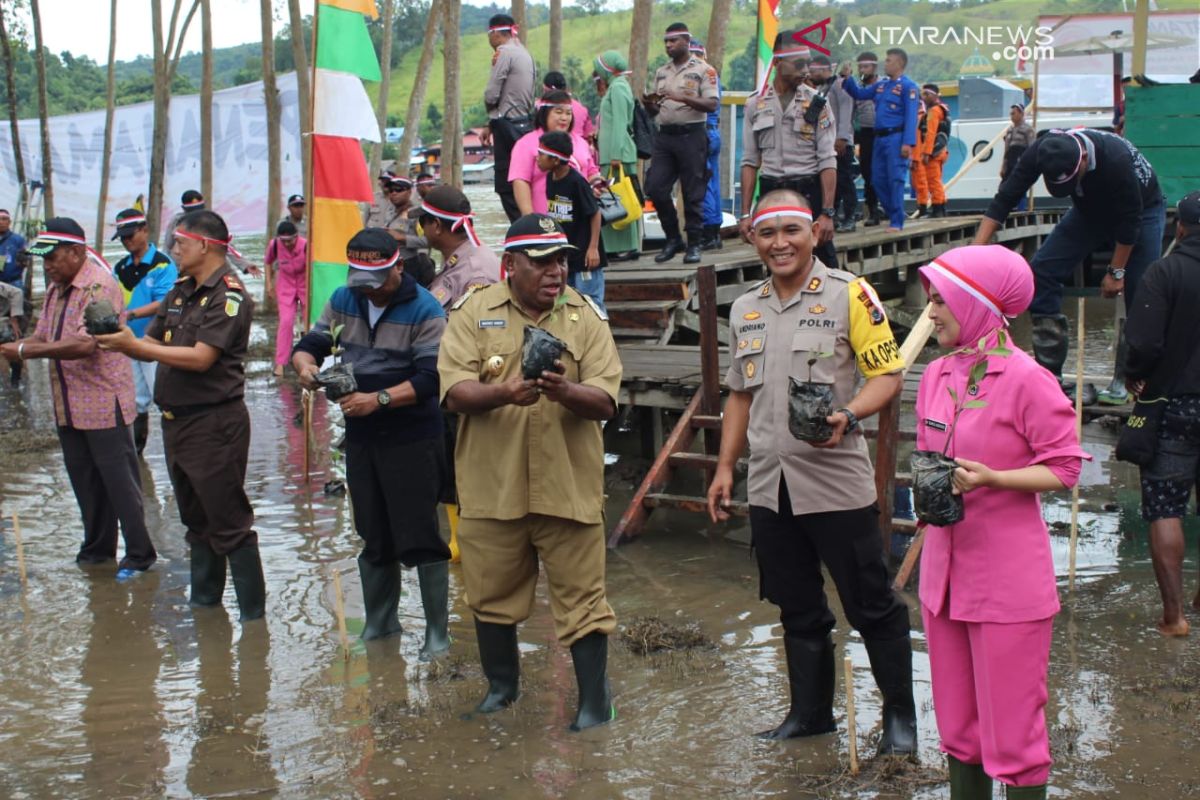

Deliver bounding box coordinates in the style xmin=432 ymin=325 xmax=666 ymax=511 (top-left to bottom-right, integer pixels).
xmin=190 ymin=542 xmax=227 ymax=607
xmin=865 ymin=206 xmax=884 ymax=227
xmin=445 ymin=503 xmax=461 ymax=564
xmin=864 ymin=634 xmax=918 ymax=756
xmin=1006 ymin=785 xmax=1047 ymax=800
xmin=836 ymin=214 xmax=857 ymax=233
xmin=569 ymin=631 xmax=616 ymax=731
xmin=701 ymin=224 xmax=723 ymax=251
xmin=683 ymin=240 xmax=702 ymax=264
xmin=358 ymin=555 xmax=402 ymax=640
xmin=227 ymin=540 xmax=266 ymax=621
xmin=756 ymin=634 xmax=836 ymax=739
xmin=1030 ymin=314 xmax=1069 ymax=379
xmin=931 ymin=203 xmax=947 ymax=218
xmin=914 ymin=205 xmax=930 ymax=219
xmin=474 ymin=618 xmax=520 ymax=712
xmin=1098 ymin=317 xmax=1130 ymax=405
xmin=133 ymin=412 xmax=149 ymax=456
xmin=949 ymin=756 xmax=994 ymax=800
xmin=417 ymin=560 xmax=451 ymax=661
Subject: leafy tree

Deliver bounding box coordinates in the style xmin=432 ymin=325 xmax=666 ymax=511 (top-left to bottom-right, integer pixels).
xmin=726 ymin=36 xmax=758 ymax=92
xmin=420 ymin=101 xmax=441 ymax=142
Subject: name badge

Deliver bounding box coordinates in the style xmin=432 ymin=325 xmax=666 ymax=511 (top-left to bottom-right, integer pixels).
xmin=479 ymin=319 xmax=506 ymax=329
xmin=924 ymin=418 xmax=948 ymax=432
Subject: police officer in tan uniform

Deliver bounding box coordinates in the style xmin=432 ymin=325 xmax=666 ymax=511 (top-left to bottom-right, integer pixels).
xmin=437 ymin=213 xmax=621 ymax=731
xmin=644 ymin=22 xmax=719 ymax=265
xmin=379 ymin=175 xmax=436 ymax=288
xmin=707 ymin=190 xmax=917 ymax=754
xmin=98 ymin=210 xmax=266 ymax=622
xmin=739 ymin=32 xmax=840 ymax=270
xmin=481 ymin=13 xmax=536 ymax=222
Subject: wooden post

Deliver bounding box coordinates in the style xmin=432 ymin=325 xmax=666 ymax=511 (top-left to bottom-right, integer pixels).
xmin=1068 ymin=296 xmax=1085 ymax=593
xmin=892 ymin=524 xmax=927 ymax=591
xmin=12 ymin=513 xmax=27 ymax=588
xmin=332 ymin=566 xmax=351 ymax=660
xmin=874 ymin=395 xmax=900 ymax=556
xmin=302 ymin=388 xmax=312 ymax=481
xmin=697 ymin=264 xmax=722 ymax=476
xmin=844 ymin=653 xmax=859 ymax=775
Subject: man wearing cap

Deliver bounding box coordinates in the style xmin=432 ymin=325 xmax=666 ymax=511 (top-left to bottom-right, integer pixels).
xmin=644 ymin=22 xmax=720 ymax=265
xmin=364 ymin=171 xmax=399 ymax=228
xmin=973 ymin=127 xmax=1166 ymax=405
xmin=739 ymin=33 xmax=840 ymax=270
xmin=283 ymin=194 xmax=307 ymax=237
xmin=823 ymin=59 xmax=859 ymax=234
xmin=0 ymin=208 xmax=27 ymax=290
xmin=293 ymin=228 xmax=452 ymax=652
xmin=1 ymin=218 xmax=157 ymax=581
xmin=381 ymin=175 xmax=437 ymax=289
xmin=161 ymin=191 xmax=261 ymax=278
xmin=1000 ymin=104 xmax=1035 ymax=211
xmin=97 ymin=210 xmax=266 ymax=621
xmin=707 ymin=190 xmax=917 ymax=754
xmin=842 ymin=48 xmax=920 ymax=232
xmin=1123 ymin=191 xmax=1200 ymax=638
xmin=112 ymin=208 xmax=178 ymax=455
xmin=851 ymin=53 xmax=885 ymax=228
xmin=437 ymin=213 xmax=621 ymax=731
xmin=481 ymin=13 xmax=536 ymax=223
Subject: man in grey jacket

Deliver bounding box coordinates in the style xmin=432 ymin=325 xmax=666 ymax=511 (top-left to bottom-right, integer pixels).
xmin=480 ymin=14 xmax=535 ymax=223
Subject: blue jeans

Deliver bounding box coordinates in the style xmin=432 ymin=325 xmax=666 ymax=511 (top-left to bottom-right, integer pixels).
xmin=130 ymin=358 xmax=157 ymax=414
xmin=1028 ymin=200 xmax=1166 ymax=317
xmin=569 ymin=270 xmax=606 ymax=314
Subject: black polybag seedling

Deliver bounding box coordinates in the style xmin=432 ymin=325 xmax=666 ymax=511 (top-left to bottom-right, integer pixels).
xmin=316 ymin=362 xmax=357 ymax=401
xmin=83 ymin=297 xmax=121 ymax=335
xmin=521 ymin=326 xmax=566 ymax=380
xmin=911 ymin=450 xmax=964 ymax=527
xmin=788 ymin=377 xmax=834 ymax=442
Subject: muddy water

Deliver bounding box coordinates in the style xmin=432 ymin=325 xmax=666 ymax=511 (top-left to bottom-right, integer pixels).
xmin=1 ymin=211 xmax=1197 ymax=799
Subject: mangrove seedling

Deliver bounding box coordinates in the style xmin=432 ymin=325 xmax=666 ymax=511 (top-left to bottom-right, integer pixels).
xmin=789 ymin=350 xmax=836 ymax=442
xmin=82 ymin=283 xmax=121 ymax=335
xmin=316 ymin=323 xmax=357 ymax=400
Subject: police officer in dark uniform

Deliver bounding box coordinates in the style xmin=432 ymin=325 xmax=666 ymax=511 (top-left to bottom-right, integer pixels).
xmin=644 ymin=21 xmax=720 ymax=265
xmin=98 ymin=210 xmax=266 ymax=622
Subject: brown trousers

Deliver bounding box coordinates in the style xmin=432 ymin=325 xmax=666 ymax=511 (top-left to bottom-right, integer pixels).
xmin=458 ymin=514 xmax=616 ymax=646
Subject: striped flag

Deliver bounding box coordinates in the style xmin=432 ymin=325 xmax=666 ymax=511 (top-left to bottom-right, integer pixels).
xmin=308 ymin=0 xmax=382 ymax=325
xmin=756 ymin=0 xmax=780 ymax=96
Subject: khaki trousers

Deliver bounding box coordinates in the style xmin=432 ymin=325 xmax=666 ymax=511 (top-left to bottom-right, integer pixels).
xmin=458 ymin=514 xmax=616 ymax=646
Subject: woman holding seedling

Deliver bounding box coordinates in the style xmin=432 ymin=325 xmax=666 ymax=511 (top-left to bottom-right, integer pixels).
xmin=915 ymin=245 xmax=1089 ymax=800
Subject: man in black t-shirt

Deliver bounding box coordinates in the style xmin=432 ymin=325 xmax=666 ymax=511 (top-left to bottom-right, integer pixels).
xmin=538 ymin=131 xmax=608 ymax=311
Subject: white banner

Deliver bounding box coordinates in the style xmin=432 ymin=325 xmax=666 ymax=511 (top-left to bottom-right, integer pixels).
xmin=0 ymin=72 xmax=303 ymax=238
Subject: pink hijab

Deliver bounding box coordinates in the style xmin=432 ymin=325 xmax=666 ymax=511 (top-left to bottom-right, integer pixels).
xmin=918 ymin=245 xmax=1034 ymax=349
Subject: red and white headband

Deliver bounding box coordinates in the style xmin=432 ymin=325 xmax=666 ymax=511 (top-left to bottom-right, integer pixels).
xmin=347 ymin=251 xmax=401 ymax=271
xmin=37 ymin=230 xmax=112 ymax=271
xmin=115 ymin=214 xmax=147 ymax=227
xmin=663 ymin=30 xmax=689 ymax=41
xmin=925 ymin=259 xmax=1005 ymax=319
xmin=174 ymin=228 xmax=243 ymax=260
xmin=596 ymin=54 xmax=629 ymax=76
xmin=422 ymin=202 xmax=481 ymax=247
xmin=856 ymin=59 xmax=878 ymax=65
xmin=1048 ymin=135 xmax=1086 ymax=187
xmin=537 ymin=144 xmax=571 ymax=162
xmin=416 ymin=177 xmax=437 ymax=187
xmin=489 ymin=24 xmax=518 ymax=36
xmin=535 ymin=99 xmax=572 ymax=111
xmin=503 ymin=232 xmax=568 ymax=251
xmin=751 ymin=206 xmax=814 ymax=227
xmin=182 ymin=199 xmax=205 ymax=209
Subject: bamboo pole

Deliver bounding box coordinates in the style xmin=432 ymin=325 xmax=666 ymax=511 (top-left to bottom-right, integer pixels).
xmin=844 ymin=654 xmax=858 ymax=775
xmin=1068 ymin=296 xmax=1085 ymax=593
xmin=12 ymin=513 xmax=27 ymax=588
xmin=332 ymin=566 xmax=350 ymax=660
xmin=892 ymin=523 xmax=926 ymax=591
xmin=302 ymin=388 xmax=313 ymax=481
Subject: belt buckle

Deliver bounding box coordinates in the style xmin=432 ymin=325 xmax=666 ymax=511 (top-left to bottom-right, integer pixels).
xmin=162 ymin=410 xmax=175 ymax=420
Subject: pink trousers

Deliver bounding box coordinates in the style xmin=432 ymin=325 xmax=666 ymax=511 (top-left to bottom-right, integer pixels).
xmin=922 ymin=604 xmax=1054 ymax=787
xmin=274 ymin=270 xmax=306 ymax=367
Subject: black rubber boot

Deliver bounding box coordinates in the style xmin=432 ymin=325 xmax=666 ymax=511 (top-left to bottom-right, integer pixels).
xmin=700 ymin=224 xmax=723 ymax=251
xmin=949 ymin=755 xmax=993 ymax=799
xmin=1098 ymin=317 xmax=1130 ymax=405
xmin=417 ymin=560 xmax=451 ymax=661
xmin=1030 ymin=314 xmax=1069 ymax=379
xmin=683 ymin=241 xmax=702 ymax=264
xmin=914 ymin=205 xmax=930 ymax=219
xmin=756 ymin=634 xmax=836 ymax=739
xmin=474 ymin=618 xmax=520 ymax=712
xmin=569 ymin=631 xmax=615 ymax=731
xmin=1006 ymin=785 xmax=1047 ymax=799
xmin=358 ymin=555 xmax=402 ymax=640
xmin=227 ymin=540 xmax=266 ymax=621
xmin=931 ymin=203 xmax=947 ymax=218
xmin=133 ymin=412 xmax=149 ymax=455
xmin=864 ymin=634 xmax=918 ymax=756
xmin=654 ymin=238 xmax=684 ymax=263
xmin=189 ymin=542 xmax=227 ymax=607
xmin=864 ymin=206 xmax=884 ymax=227
xmin=836 ymin=215 xmax=857 ymax=233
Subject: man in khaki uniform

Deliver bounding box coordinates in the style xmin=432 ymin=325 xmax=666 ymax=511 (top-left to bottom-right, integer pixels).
xmin=739 ymin=32 xmax=840 ymax=269
xmin=644 ymin=21 xmax=719 ymax=265
xmin=437 ymin=213 xmax=621 ymax=732
xmin=481 ymin=13 xmax=536 ymax=222
xmin=707 ymin=190 xmax=917 ymax=755
xmin=378 ymin=175 xmax=436 ymax=288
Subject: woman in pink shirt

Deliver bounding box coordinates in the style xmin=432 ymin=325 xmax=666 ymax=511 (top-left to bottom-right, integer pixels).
xmin=509 ymin=90 xmax=602 ymax=216
xmin=914 ymin=245 xmax=1089 ymax=800
xmin=265 ymin=219 xmax=307 ymax=377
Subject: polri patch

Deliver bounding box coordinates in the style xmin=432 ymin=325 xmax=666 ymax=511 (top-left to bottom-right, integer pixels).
xmin=479 ymin=319 xmax=506 ymax=328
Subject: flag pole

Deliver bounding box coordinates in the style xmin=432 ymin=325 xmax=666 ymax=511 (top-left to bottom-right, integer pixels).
xmin=303 ymin=3 xmax=320 ymax=485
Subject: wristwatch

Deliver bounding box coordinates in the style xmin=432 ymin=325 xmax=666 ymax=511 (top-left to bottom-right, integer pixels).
xmin=1107 ymin=266 xmax=1126 ymax=280
xmin=376 ymin=390 xmax=392 ymax=407
xmin=821 ymin=207 xmax=837 ymax=219
xmin=836 ymin=407 xmax=860 ymax=432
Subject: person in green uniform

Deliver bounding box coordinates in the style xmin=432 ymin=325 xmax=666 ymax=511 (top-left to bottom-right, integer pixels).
xmin=593 ymin=50 xmax=641 ymax=262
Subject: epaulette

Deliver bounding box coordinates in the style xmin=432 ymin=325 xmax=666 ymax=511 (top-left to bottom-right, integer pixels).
xmin=222 ymin=274 xmax=244 ymax=292
xmin=745 ymin=277 xmax=772 ymax=298
xmin=582 ymin=294 xmax=608 ymax=322
xmin=826 ymin=269 xmax=855 ymax=284
xmin=451 ymin=283 xmax=481 ymax=311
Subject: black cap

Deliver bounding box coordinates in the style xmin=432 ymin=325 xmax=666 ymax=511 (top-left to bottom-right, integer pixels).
xmin=1038 ymin=133 xmax=1086 ymax=198
xmin=112 ymin=208 xmax=148 ymax=241
xmin=346 ymin=228 xmax=400 ymax=289
xmin=1011 ymin=102 xmax=1026 ymax=111
xmin=181 ymin=189 xmax=205 ymax=208
xmin=503 ymin=214 xmax=576 ymax=258
xmin=1178 ymin=191 xmax=1200 ymax=226
xmin=28 ymin=217 xmax=87 ymax=256
xmin=287 ymin=194 xmax=305 ymax=206
xmin=385 ymin=175 xmax=414 ymax=190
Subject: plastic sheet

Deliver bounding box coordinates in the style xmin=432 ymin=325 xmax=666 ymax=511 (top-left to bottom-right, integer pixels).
xmin=788 ymin=378 xmax=834 ymax=442
xmin=315 ymin=362 xmax=357 ymax=401
xmin=911 ymin=450 xmax=964 ymax=527
xmin=521 ymin=326 xmax=566 ymax=380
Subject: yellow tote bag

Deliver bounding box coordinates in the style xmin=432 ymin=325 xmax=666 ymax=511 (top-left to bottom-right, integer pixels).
xmin=610 ymin=164 xmax=643 ymax=231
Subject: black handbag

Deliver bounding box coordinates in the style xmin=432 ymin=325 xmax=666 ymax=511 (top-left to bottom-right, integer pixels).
xmin=597 ymin=190 xmax=627 ymax=226
xmin=1115 ymin=396 xmax=1169 ymax=467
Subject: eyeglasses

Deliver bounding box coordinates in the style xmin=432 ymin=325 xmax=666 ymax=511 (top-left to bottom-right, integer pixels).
xmin=387 ymin=186 xmax=412 ymax=193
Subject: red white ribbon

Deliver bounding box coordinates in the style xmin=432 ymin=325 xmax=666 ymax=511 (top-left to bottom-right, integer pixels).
xmin=347 ymin=251 xmax=401 ymax=271
xmin=182 ymin=199 xmax=205 ymax=209
xmin=173 ymin=228 xmax=243 ymax=260
xmin=421 ymin=202 xmax=481 ymax=247
xmin=536 ymin=145 xmax=571 ymax=162
xmin=596 ymin=54 xmax=630 ymax=77
xmin=503 ymin=232 xmax=569 ymax=251
xmin=751 ymin=206 xmax=814 ymax=227
xmin=924 ymin=258 xmax=1005 ymax=319
xmin=36 ymin=230 xmax=112 ymax=272
xmin=114 ymin=214 xmax=147 ymax=227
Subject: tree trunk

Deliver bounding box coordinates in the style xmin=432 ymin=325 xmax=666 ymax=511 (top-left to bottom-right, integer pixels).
xmin=287 ymin=0 xmax=310 ymax=196
xmin=0 ymin=0 xmax=27 ymax=191
xmin=261 ymin=0 xmax=281 ymax=308
xmin=549 ymin=0 xmax=562 ymax=71
xmin=95 ymin=0 xmax=119 ymax=250
xmin=370 ymin=0 xmax=396 ymax=179
xmin=441 ymin=0 xmax=462 ymax=187
xmin=705 ymin=0 xmax=733 ymax=75
xmin=510 ymin=0 xmax=525 ymax=42
xmin=397 ymin=0 xmax=441 ymax=173
xmin=148 ymin=0 xmax=199 ymax=241
xmin=629 ymin=0 xmax=653 ymax=97
xmin=200 ymin=0 xmax=213 ymax=200
xmin=30 ymin=0 xmax=54 ymax=218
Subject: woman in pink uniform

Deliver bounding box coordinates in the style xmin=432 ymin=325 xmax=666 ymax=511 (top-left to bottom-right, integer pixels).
xmin=265 ymin=219 xmax=307 ymax=377
xmin=915 ymin=245 xmax=1089 ymax=800
xmin=508 ymin=90 xmax=602 ymax=216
